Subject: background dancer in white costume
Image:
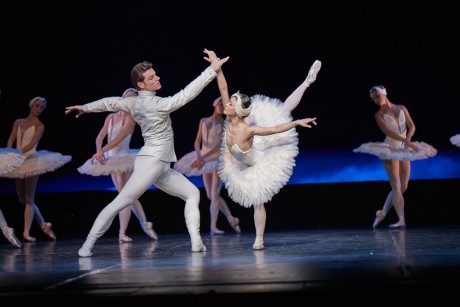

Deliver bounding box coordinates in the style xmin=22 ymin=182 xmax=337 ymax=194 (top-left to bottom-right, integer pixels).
xmin=211 ymin=55 xmax=321 ymax=250
xmin=65 ymin=49 xmax=229 ymax=257
xmin=2 ymin=96 xmax=71 ymax=242
xmin=0 ymin=119 xmax=23 ymax=247
xmin=78 ymin=88 xmax=158 ymax=243
xmin=353 ymin=85 xmax=437 ymax=228
xmin=174 ymin=96 xmax=241 ymax=235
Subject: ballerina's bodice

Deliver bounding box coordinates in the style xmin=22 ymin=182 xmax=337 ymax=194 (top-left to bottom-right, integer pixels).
xmin=107 ymin=117 xmax=132 ymax=157
xmin=17 ymin=125 xmax=37 ymax=157
xmin=230 ymin=144 xmax=259 ymax=166
xmin=383 ymin=106 xmax=407 ymax=147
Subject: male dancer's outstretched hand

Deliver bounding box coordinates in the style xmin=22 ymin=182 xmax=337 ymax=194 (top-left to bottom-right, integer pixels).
xmin=65 ymin=105 xmax=85 ymax=118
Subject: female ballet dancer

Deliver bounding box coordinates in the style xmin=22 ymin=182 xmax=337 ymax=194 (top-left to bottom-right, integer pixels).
xmin=353 ymin=85 xmax=437 ymax=228
xmin=2 ymin=96 xmax=71 ymax=242
xmin=209 ymin=56 xmax=321 ymax=250
xmin=174 ymin=96 xmax=241 ymax=235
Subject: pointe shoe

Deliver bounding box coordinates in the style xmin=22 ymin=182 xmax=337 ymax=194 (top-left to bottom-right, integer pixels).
xmin=2 ymin=227 xmax=21 ymax=248
xmin=253 ymin=236 xmax=264 ymax=250
xmin=143 ymin=222 xmax=158 ymax=240
xmin=306 ymin=60 xmax=322 ymax=84
xmin=210 ymin=228 xmax=224 ymax=235
xmin=119 ymin=234 xmax=133 ymax=243
xmin=41 ymin=222 xmax=56 ymax=240
xmin=372 ymin=210 xmax=386 ymax=228
xmin=228 ymin=217 xmax=241 ymax=233
xmin=23 ymin=233 xmax=36 ymax=242
xmin=389 ymin=222 xmax=406 ymax=229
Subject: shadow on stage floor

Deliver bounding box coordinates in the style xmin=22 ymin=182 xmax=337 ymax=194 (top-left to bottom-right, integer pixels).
xmin=0 ymin=179 xmax=459 ymax=305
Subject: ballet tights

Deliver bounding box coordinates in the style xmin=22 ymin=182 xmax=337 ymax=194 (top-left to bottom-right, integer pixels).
xmin=79 ymin=156 xmax=205 ymax=257
xmin=284 ymin=60 xmax=321 ymax=112
xmin=253 ymin=204 xmax=266 ymax=250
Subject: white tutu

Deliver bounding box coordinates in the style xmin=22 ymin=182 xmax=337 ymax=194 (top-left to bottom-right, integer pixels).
xmin=174 ymin=150 xmax=218 ymax=176
xmin=0 ymin=148 xmax=26 ymax=175
xmin=77 ymin=149 xmax=139 ymax=176
xmin=1 ymin=150 xmax=72 ymax=178
xmin=218 ymin=94 xmax=299 ymax=208
xmin=353 ymin=141 xmax=437 ymax=161
xmin=450 ymin=134 xmax=460 ymax=147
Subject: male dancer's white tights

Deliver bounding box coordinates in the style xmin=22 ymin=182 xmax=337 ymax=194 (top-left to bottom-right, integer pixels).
xmin=78 ymin=155 xmax=205 ymax=257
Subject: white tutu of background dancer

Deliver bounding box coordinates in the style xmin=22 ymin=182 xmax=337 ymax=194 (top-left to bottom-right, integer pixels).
xmin=450 ymin=134 xmax=460 ymax=147
xmin=0 ymin=148 xmax=26 ymax=175
xmin=353 ymin=140 xmax=437 ymax=161
xmin=78 ymin=149 xmax=139 ymax=176
xmin=1 ymin=149 xmax=71 ymax=179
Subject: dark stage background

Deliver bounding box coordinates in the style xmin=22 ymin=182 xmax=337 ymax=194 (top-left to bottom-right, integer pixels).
xmin=1 ymin=1 xmax=459 ymax=186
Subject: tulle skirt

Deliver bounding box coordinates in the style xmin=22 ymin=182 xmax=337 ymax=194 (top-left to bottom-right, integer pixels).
xmin=77 ymin=149 xmax=139 ymax=176
xmin=353 ymin=141 xmax=437 ymax=161
xmin=0 ymin=150 xmax=72 ymax=178
xmin=0 ymin=148 xmax=26 ymax=175
xmin=174 ymin=150 xmax=218 ymax=176
xmin=450 ymin=134 xmax=460 ymax=147
xmin=218 ymin=94 xmax=299 ymax=208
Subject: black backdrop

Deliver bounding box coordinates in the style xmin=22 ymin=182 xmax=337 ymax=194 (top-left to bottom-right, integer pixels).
xmin=1 ymin=1 xmax=458 ymax=172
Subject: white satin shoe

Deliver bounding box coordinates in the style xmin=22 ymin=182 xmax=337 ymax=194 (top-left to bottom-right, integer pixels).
xmin=2 ymin=227 xmax=21 ymax=248
xmin=306 ymin=60 xmax=322 ymax=84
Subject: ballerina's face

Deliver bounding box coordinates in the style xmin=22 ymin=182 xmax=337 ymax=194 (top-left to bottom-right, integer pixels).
xmin=214 ymin=99 xmax=224 ymax=115
xmin=30 ymin=99 xmax=46 ymax=117
xmin=223 ymin=96 xmax=237 ymax=116
xmin=370 ymin=90 xmax=385 ymax=106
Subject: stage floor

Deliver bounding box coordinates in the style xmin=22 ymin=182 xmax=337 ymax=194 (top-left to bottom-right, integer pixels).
xmin=1 ymin=226 xmax=460 ymax=305
xmin=1 ymin=166 xmax=459 ymax=305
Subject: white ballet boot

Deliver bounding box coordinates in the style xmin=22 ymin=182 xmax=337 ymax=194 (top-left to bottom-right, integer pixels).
xmin=78 ymin=236 xmax=96 ymax=257
xmin=78 ymin=218 xmax=110 ymax=257
xmin=253 ymin=235 xmax=264 ymax=250
xmin=185 ymin=214 xmax=206 ymax=252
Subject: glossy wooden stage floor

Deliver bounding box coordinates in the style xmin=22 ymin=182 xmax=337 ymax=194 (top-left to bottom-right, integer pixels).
xmin=1 ymin=227 xmax=460 ymax=305
xmin=1 ymin=180 xmax=459 ymax=305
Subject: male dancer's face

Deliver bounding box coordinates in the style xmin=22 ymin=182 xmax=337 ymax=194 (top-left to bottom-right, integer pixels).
xmin=139 ymin=68 xmax=162 ymax=92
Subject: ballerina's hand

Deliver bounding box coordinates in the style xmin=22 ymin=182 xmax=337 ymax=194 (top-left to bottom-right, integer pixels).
xmin=298 ymin=117 xmax=317 ymax=128
xmin=192 ymin=159 xmax=204 ymax=170
xmin=409 ymin=142 xmax=419 ymax=152
xmin=91 ymin=152 xmax=106 ymax=165
xmin=203 ymin=48 xmax=230 ymax=71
